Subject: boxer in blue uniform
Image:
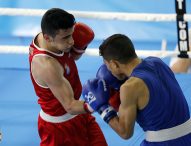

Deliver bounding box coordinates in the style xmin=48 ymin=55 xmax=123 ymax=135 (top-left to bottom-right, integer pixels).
xmin=82 ymin=34 xmax=191 ymax=145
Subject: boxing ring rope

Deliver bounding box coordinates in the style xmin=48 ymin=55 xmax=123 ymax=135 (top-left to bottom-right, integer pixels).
xmin=0 ymin=45 xmax=191 ymax=58
xmin=0 ymin=8 xmax=191 ymax=21
xmin=0 ymin=8 xmax=191 ymax=58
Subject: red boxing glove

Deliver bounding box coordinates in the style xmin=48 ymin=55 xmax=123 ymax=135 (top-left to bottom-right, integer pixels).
xmin=71 ymin=22 xmax=94 ymax=60
xmin=109 ymin=89 xmax=120 ymax=111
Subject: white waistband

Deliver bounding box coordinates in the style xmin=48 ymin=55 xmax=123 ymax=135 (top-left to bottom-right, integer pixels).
xmin=39 ymin=110 xmax=77 ymax=123
xmin=145 ymin=118 xmax=191 ymax=142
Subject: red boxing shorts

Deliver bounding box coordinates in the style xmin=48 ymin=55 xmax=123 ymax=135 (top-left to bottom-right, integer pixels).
xmin=38 ymin=112 xmax=107 ymax=146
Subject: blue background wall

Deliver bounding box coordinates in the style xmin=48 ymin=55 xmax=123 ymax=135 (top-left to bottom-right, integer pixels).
xmin=0 ymin=1 xmax=191 ymax=146
xmin=0 ymin=0 xmax=191 ymax=49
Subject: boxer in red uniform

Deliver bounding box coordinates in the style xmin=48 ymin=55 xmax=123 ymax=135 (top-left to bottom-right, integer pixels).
xmin=29 ymin=8 xmax=107 ymax=146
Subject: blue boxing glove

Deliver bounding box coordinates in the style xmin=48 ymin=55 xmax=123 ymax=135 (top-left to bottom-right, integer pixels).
xmin=96 ymin=64 xmax=127 ymax=91
xmin=82 ymin=78 xmax=117 ymax=123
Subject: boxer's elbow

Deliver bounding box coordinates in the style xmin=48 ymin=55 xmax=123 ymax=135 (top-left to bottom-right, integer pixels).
xmin=117 ymin=126 xmax=134 ymax=140
xmin=120 ymin=132 xmax=133 ymax=140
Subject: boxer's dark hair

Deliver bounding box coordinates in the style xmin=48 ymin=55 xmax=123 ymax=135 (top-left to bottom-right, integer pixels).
xmin=41 ymin=8 xmax=75 ymax=37
xmin=99 ymin=34 xmax=137 ymax=64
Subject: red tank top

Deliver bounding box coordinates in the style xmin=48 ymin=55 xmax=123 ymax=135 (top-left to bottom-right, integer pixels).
xmin=29 ymin=37 xmax=82 ymax=116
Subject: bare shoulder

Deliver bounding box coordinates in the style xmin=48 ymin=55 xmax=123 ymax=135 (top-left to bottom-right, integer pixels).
xmin=31 ymin=56 xmax=64 ymax=85
xmin=120 ymin=77 xmax=146 ymax=94
xmin=120 ymin=77 xmax=148 ymax=107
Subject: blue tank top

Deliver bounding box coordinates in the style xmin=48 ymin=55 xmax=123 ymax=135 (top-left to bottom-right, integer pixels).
xmin=131 ymin=57 xmax=190 ymax=131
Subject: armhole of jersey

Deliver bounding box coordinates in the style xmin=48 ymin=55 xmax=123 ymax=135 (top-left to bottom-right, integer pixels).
xmin=31 ymin=54 xmax=54 ymax=89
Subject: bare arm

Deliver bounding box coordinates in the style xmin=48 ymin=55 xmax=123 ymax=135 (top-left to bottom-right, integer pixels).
xmin=32 ymin=56 xmax=86 ymax=115
xmin=170 ymin=58 xmax=191 ymax=73
xmin=108 ymin=77 xmax=148 ymax=139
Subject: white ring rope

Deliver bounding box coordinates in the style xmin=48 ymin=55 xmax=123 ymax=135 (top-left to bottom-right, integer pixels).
xmin=0 ymin=8 xmax=191 ymax=22
xmin=0 ymin=8 xmax=190 ymax=57
xmin=0 ymin=45 xmax=191 ymax=58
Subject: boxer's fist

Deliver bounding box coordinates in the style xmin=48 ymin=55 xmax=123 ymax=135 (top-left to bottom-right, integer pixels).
xmin=96 ymin=64 xmax=126 ymax=90
xmin=96 ymin=64 xmax=126 ymax=111
xmin=82 ymin=78 xmax=109 ymax=111
xmin=73 ymin=22 xmax=94 ymax=50
xmin=71 ymin=22 xmax=94 ymax=60
xmin=82 ymin=78 xmax=117 ymax=123
xmin=109 ymin=89 xmax=120 ymax=111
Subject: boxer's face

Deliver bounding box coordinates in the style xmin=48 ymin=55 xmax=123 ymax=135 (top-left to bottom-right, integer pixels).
xmin=45 ymin=27 xmax=74 ymax=53
xmin=53 ymin=28 xmax=75 ymax=53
